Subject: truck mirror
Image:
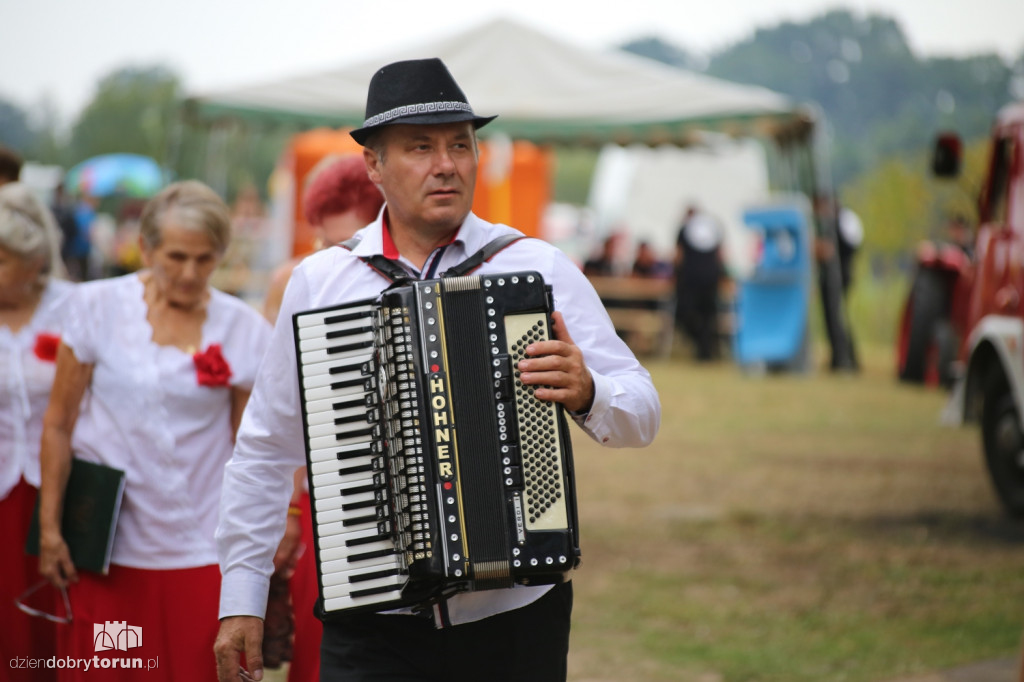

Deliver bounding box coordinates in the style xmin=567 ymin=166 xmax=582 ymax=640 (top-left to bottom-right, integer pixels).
xmin=932 ymin=132 xmax=962 ymax=177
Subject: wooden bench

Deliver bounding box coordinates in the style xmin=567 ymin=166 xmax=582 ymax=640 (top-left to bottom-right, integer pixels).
xmin=586 ymin=276 xmax=676 ymax=358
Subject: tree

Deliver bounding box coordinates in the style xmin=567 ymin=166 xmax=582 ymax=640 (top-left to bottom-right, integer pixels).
xmin=68 ymin=66 xmax=182 ymax=166
xmin=0 ymin=97 xmax=36 ymax=153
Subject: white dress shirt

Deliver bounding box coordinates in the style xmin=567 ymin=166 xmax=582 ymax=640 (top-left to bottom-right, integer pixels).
xmin=217 ymin=211 xmax=660 ymax=624
xmin=61 ymin=273 xmax=271 ymax=569
xmin=0 ymin=279 xmax=74 ymax=499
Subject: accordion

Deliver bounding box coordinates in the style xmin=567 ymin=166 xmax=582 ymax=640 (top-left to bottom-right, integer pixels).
xmin=293 ymin=270 xmax=581 ymax=619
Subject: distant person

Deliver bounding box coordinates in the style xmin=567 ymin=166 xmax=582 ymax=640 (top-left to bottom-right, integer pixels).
xmin=583 ymin=233 xmax=622 ymax=277
xmin=66 ymin=195 xmax=96 ymax=281
xmin=0 ymin=182 xmax=70 ymax=682
xmin=262 ymin=154 xmax=384 ymax=323
xmin=0 ymin=145 xmax=23 ymax=186
xmin=261 ymin=153 xmax=383 ymax=682
xmin=946 ymin=213 xmax=973 ymax=258
xmin=51 ymin=183 xmax=78 ymax=271
xmin=812 ymin=192 xmax=858 ymax=371
xmin=632 ymin=241 xmax=672 ymax=279
xmin=37 ymin=181 xmax=272 ymax=682
xmin=674 ymin=204 xmax=725 ymax=361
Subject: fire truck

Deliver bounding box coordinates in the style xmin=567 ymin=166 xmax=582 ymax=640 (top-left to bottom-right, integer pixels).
xmin=944 ymin=101 xmax=1024 ymax=516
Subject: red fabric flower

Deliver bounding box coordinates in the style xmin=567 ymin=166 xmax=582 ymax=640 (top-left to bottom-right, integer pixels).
xmin=33 ymin=332 xmax=60 ymax=362
xmin=193 ymin=344 xmax=233 ymax=387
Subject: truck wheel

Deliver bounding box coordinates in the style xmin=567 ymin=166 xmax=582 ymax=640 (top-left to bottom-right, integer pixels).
xmin=898 ymin=270 xmax=949 ymax=384
xmin=981 ymin=388 xmax=1024 ymax=517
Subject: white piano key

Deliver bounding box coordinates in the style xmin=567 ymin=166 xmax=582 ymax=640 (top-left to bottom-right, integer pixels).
xmin=298 ymin=318 xmax=375 ymax=340
xmin=307 ymin=418 xmax=375 ymax=440
xmin=308 ymin=431 xmax=375 ymax=452
xmin=296 ymin=304 xmax=375 ymax=329
xmin=301 ymin=369 xmax=371 ymax=390
xmin=316 ymin=518 xmax=379 ymax=539
xmin=305 ymin=394 xmax=368 ymax=416
xmin=303 ymin=382 xmax=373 ymax=404
xmin=301 ymin=347 xmax=374 ymax=366
xmin=306 ymin=405 xmax=371 ymax=428
xmin=319 ymin=536 xmax=396 ymax=560
xmin=315 ymin=499 xmax=380 ymax=525
xmin=299 ymin=330 xmax=374 ymax=354
xmin=312 ymin=490 xmax=375 ymax=513
xmin=308 ymin=442 xmax=375 ymax=464
xmin=318 ymin=547 xmax=401 ymax=573
xmin=301 ymin=357 xmax=367 ymax=379
xmin=311 ymin=468 xmax=376 ymax=490
xmin=310 ymin=454 xmax=375 ymax=476
xmin=323 ymin=588 xmax=402 ymax=613
xmin=322 ymin=573 xmax=405 ymax=600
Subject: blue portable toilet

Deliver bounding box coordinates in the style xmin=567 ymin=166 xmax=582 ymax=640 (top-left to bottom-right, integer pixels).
xmin=733 ymin=199 xmax=812 ymax=371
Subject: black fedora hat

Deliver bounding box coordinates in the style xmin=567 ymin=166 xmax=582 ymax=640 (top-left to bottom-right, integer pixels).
xmin=349 ymin=58 xmax=497 ymax=146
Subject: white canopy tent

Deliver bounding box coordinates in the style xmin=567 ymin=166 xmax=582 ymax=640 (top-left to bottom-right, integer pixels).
xmin=184 ymin=17 xmax=814 ymax=147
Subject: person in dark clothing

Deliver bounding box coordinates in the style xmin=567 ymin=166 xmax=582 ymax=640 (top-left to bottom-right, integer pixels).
xmin=50 ymin=183 xmax=77 ymax=273
xmin=674 ymin=205 xmax=724 ymax=361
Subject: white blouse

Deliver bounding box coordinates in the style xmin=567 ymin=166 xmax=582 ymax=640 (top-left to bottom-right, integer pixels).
xmin=0 ymin=279 xmax=74 ymax=499
xmin=61 ymin=273 xmax=271 ymax=569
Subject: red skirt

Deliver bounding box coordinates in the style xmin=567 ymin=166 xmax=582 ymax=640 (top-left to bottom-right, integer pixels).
xmin=56 ymin=564 xmax=221 ymax=681
xmin=288 ymin=491 xmax=322 ymax=682
xmin=0 ymin=478 xmax=58 ymax=682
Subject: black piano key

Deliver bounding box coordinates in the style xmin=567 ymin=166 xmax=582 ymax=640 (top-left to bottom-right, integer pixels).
xmin=336 ymin=447 xmax=373 ymax=461
xmin=342 ymin=513 xmax=379 ymax=527
xmin=340 ymin=498 xmax=377 ymax=511
xmin=335 ymin=426 xmax=374 ymax=441
xmin=325 ymin=325 xmax=374 ymax=340
xmin=334 ymin=411 xmax=373 ymax=426
xmin=350 ymin=583 xmax=402 ymax=598
xmin=348 ymin=568 xmax=401 ymax=584
xmin=347 ymin=548 xmax=398 ymax=563
xmin=326 ymin=339 xmax=374 ymax=355
xmin=323 ymin=311 xmax=373 ymax=325
xmin=346 ymin=532 xmax=389 ymax=547
xmin=338 ymin=463 xmax=374 ymax=476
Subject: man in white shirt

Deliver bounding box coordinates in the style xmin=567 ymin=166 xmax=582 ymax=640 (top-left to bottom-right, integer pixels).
xmin=214 ymin=58 xmax=660 ymax=682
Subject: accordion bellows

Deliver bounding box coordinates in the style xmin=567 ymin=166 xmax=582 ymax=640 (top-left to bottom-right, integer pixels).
xmin=292 ymin=271 xmax=581 ymax=619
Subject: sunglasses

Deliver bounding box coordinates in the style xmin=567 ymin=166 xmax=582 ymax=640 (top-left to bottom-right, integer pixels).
xmin=15 ymin=580 xmax=72 ymax=624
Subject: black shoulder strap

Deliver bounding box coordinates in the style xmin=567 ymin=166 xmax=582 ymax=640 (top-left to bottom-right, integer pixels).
xmin=338 ymin=236 xmax=412 ymax=285
xmin=442 ymin=234 xmax=528 ymax=278
xmin=339 ymin=233 xmax=527 ymax=283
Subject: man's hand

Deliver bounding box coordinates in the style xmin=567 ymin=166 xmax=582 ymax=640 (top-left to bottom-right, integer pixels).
xmin=517 ymin=311 xmax=594 ymax=414
xmin=214 ymin=616 xmax=264 ymax=682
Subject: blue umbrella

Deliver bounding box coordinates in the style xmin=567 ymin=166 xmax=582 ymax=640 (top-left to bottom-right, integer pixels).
xmin=65 ymin=153 xmax=166 ymax=198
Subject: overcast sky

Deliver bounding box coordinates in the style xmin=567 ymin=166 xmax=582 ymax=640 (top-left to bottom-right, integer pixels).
xmin=2 ymin=0 xmax=1022 ymax=122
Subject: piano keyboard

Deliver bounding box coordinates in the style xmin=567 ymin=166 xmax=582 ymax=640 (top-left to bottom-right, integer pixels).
xmin=295 ymin=299 xmax=407 ymax=612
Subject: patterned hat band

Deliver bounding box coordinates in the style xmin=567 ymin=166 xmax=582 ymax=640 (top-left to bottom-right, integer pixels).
xmin=362 ymin=101 xmax=475 ymax=128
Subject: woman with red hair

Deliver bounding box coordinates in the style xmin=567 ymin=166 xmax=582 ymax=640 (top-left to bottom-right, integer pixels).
xmin=262 ymin=153 xmax=383 ymax=682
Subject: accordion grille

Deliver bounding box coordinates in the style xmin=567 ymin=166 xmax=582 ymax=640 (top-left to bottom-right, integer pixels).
xmin=506 ymin=314 xmax=569 ymax=531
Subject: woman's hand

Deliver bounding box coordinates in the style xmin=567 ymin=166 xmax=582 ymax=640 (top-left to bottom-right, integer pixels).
xmin=38 ymin=531 xmax=77 ymax=589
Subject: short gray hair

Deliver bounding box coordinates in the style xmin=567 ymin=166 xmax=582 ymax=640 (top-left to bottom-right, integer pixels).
xmin=0 ymin=182 xmax=64 ymax=285
xmin=139 ymin=180 xmax=231 ymax=254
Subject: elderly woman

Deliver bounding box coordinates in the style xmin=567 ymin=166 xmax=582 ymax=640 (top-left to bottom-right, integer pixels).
xmin=37 ymin=180 xmax=272 ymax=681
xmin=0 ymin=182 xmax=69 ymax=682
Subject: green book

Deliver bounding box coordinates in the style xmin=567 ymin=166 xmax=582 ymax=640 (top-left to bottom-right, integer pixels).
xmin=25 ymin=458 xmax=127 ymax=575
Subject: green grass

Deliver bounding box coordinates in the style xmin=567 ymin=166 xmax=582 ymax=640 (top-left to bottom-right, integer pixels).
xmin=566 ymin=342 xmax=1024 ymax=682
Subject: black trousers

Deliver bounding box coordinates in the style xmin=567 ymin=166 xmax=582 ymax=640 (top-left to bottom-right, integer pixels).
xmin=319 ymin=582 xmax=573 ymax=682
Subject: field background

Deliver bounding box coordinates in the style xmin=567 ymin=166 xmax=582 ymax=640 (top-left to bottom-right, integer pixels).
xmin=566 ymin=340 xmax=1024 ymax=682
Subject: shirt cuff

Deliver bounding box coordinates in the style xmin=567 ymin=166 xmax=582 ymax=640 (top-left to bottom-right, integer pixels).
xmin=218 ymin=569 xmax=271 ymax=620
xmin=569 ymin=369 xmax=613 ymax=443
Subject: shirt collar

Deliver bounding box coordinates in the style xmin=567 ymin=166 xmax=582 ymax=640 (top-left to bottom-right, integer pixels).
xmin=379 ymin=207 xmax=467 ymax=262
